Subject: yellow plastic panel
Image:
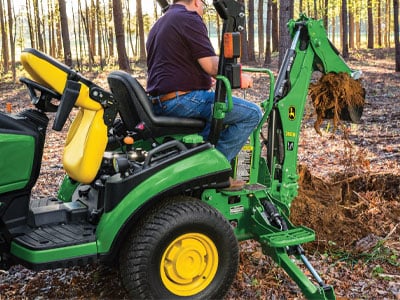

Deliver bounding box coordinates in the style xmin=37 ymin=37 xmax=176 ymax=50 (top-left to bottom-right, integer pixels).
xmin=20 ymin=50 xmax=102 ymax=111
xmin=63 ymin=109 xmax=108 ymax=184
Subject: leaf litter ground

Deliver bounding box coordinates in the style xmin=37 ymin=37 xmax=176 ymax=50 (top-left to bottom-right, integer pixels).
xmin=0 ymin=49 xmax=399 ymax=299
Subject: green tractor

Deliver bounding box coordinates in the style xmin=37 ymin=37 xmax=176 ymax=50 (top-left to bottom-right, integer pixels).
xmin=0 ymin=1 xmax=363 ymax=299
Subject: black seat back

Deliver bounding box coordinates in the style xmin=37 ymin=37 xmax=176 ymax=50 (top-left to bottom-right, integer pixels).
xmin=107 ymin=71 xmax=205 ymax=139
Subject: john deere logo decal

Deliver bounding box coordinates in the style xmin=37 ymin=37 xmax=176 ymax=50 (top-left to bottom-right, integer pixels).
xmin=289 ymin=106 xmax=296 ymax=120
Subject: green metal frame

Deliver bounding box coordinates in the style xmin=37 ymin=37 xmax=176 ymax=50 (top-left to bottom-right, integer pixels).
xmin=2 ymin=9 xmax=358 ymax=300
xmin=202 ymin=14 xmax=358 ymax=300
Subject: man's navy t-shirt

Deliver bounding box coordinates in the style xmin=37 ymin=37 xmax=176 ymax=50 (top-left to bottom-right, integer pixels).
xmin=146 ymin=4 xmax=216 ymax=96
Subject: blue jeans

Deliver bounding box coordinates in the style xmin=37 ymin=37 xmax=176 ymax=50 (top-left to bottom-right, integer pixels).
xmin=152 ymin=90 xmax=263 ymax=162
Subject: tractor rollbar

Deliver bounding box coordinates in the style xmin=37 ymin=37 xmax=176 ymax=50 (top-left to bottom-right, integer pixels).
xmin=155 ymin=0 xmax=170 ymax=13
xmin=208 ymin=0 xmax=245 ymax=145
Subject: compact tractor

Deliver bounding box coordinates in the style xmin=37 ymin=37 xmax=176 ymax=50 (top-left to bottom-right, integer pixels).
xmin=0 ymin=0 xmax=363 ymax=299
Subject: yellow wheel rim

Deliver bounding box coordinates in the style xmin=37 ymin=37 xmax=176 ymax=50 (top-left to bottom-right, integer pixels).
xmin=160 ymin=233 xmax=219 ymax=296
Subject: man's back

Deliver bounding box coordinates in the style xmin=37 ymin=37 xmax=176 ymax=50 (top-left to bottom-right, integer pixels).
xmin=146 ymin=4 xmax=215 ymax=95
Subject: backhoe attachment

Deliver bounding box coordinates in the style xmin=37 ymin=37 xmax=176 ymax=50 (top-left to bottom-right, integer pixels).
xmin=287 ymin=14 xmax=365 ymax=134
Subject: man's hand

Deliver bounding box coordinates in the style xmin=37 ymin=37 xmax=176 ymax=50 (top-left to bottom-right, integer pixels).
xmin=240 ymin=73 xmax=253 ymax=89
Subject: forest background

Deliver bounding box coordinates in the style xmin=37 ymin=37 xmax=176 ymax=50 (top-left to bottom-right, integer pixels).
xmin=0 ymin=0 xmax=399 ymax=299
xmin=0 ymin=0 xmax=399 ymax=82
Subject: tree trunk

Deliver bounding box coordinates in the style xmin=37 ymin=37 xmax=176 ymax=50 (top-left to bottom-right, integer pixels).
xmin=55 ymin=1 xmax=63 ymax=57
xmin=90 ymin=0 xmax=96 ymax=58
xmin=257 ymin=0 xmax=264 ymax=60
xmin=385 ymin=0 xmax=390 ymax=47
xmin=264 ymin=0 xmax=272 ymax=66
xmin=82 ymin=0 xmax=94 ymax=69
xmin=95 ymin=0 xmax=103 ymax=68
xmin=7 ymin=0 xmax=15 ymax=80
xmin=271 ymin=1 xmax=278 ymax=53
xmin=33 ymin=0 xmax=44 ymax=51
xmin=26 ymin=0 xmax=36 ymax=49
xmin=342 ymin=0 xmax=349 ymax=58
xmin=349 ymin=1 xmax=354 ymax=49
xmin=367 ymin=0 xmax=374 ymax=48
xmin=58 ymin=0 xmax=72 ymax=66
xmin=136 ymin=0 xmax=146 ymax=62
xmin=108 ymin=0 xmax=114 ymax=57
xmin=78 ymin=0 xmax=86 ymax=66
xmin=313 ymin=0 xmax=318 ymax=18
xmin=355 ymin=1 xmax=361 ymax=48
xmin=48 ymin=0 xmax=56 ymax=57
xmin=323 ymin=0 xmax=329 ymax=29
xmin=0 ymin=0 xmax=9 ymax=73
xmin=278 ymin=0 xmax=293 ymax=66
xmin=394 ymin=0 xmax=400 ymax=71
xmin=113 ymin=0 xmax=130 ymax=71
xmin=72 ymin=4 xmax=81 ymax=69
xmin=40 ymin=0 xmax=47 ymax=53
xmin=377 ymin=0 xmax=382 ymax=47
xmin=247 ymin=0 xmax=255 ymax=61
xmin=126 ymin=0 xmax=135 ymax=58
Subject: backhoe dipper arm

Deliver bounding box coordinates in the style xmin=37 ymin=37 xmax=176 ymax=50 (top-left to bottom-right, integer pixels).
xmin=267 ymin=14 xmax=360 ymax=208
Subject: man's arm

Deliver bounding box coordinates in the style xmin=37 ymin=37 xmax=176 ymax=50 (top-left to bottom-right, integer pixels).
xmin=198 ymin=55 xmax=253 ymax=88
xmin=198 ymin=56 xmax=219 ymax=77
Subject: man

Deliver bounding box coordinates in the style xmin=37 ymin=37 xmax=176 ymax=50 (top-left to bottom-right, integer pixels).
xmin=146 ymin=0 xmax=262 ymax=187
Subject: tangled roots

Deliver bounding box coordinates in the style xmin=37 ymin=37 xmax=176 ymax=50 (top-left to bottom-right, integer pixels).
xmin=309 ymin=72 xmax=365 ymax=135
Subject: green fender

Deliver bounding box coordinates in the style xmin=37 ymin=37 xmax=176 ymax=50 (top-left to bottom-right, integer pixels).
xmin=96 ymin=147 xmax=231 ymax=254
xmin=0 ymin=133 xmax=35 ymax=194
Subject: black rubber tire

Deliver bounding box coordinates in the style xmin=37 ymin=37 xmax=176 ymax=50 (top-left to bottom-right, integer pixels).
xmin=119 ymin=196 xmax=239 ymax=299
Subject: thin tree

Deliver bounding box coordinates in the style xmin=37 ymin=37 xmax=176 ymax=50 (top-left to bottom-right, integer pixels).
xmin=247 ymin=0 xmax=255 ymax=62
xmin=101 ymin=0 xmax=110 ymax=59
xmin=323 ymin=0 xmax=328 ymax=29
xmin=313 ymin=0 xmax=318 ymax=18
xmin=377 ymin=0 xmax=382 ymax=47
xmin=126 ymin=0 xmax=135 ymax=58
xmin=48 ymin=0 xmax=56 ymax=57
xmin=355 ymin=0 xmax=361 ymax=48
xmin=113 ymin=0 xmax=131 ymax=71
xmin=90 ymin=0 xmax=96 ymax=59
xmin=58 ymin=0 xmax=72 ymax=66
xmin=258 ymin=0 xmax=264 ymax=60
xmin=108 ymin=0 xmax=114 ymax=57
xmin=394 ymin=0 xmax=400 ymax=71
xmin=33 ymin=0 xmax=44 ymax=51
xmin=349 ymin=0 xmax=355 ymax=49
xmin=81 ymin=0 xmax=94 ymax=69
xmin=342 ymin=0 xmax=349 ymax=58
xmin=136 ymin=0 xmax=146 ymax=62
xmin=0 ymin=0 xmax=9 ymax=73
xmin=7 ymin=0 xmax=15 ymax=80
xmin=331 ymin=1 xmax=336 ymax=44
xmin=264 ymin=0 xmax=272 ymax=66
xmin=55 ymin=1 xmax=63 ymax=57
xmin=96 ymin=0 xmax=103 ymax=68
xmin=72 ymin=4 xmax=81 ymax=68
xmin=26 ymin=0 xmax=36 ymax=49
xmin=271 ymin=0 xmax=278 ymax=52
xmin=385 ymin=0 xmax=391 ymax=47
xmin=278 ymin=0 xmax=294 ymax=66
xmin=367 ymin=0 xmax=374 ymax=48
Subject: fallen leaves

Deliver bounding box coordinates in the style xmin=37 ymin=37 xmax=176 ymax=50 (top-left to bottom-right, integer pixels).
xmin=0 ymin=48 xmax=399 ymax=300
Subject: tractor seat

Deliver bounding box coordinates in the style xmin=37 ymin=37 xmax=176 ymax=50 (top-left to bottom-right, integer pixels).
xmin=107 ymin=71 xmax=205 ymax=139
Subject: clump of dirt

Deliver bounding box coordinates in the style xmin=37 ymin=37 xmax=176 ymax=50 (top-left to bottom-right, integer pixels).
xmin=291 ymin=165 xmax=400 ymax=253
xmin=309 ymin=72 xmax=365 ymax=135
